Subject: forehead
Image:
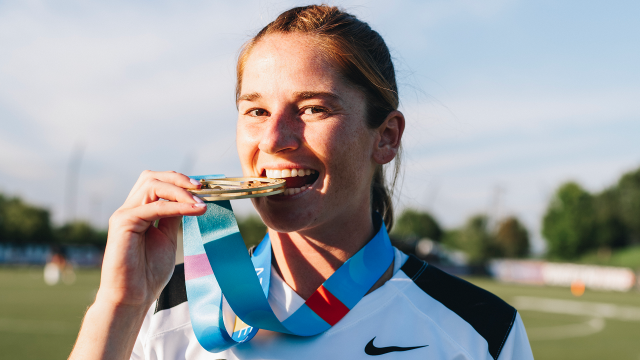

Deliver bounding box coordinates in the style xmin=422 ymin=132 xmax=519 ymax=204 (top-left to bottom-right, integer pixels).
xmin=240 ymin=33 xmax=345 ymax=95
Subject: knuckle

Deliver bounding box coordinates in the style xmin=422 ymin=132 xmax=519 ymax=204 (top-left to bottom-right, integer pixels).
xmin=108 ymin=210 xmax=122 ymax=226
xmin=142 ymin=177 xmax=161 ymax=191
xmin=140 ymin=169 xmax=154 ymax=180
xmin=151 ymin=201 xmax=163 ymax=211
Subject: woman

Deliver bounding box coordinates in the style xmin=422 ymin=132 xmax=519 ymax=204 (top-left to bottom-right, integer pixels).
xmin=70 ymin=5 xmax=532 ymax=360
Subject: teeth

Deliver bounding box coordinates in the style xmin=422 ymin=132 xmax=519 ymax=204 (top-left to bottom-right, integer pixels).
xmin=280 ymin=186 xmax=310 ymax=196
xmin=264 ymin=168 xmax=317 ymax=179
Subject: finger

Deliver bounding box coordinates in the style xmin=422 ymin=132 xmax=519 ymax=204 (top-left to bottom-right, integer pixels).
xmin=127 ymin=170 xmax=201 ymax=201
xmin=136 ymin=201 xmax=207 ymax=222
xmin=116 ymin=201 xmax=206 ymax=234
xmin=124 ymin=179 xmax=202 ymax=208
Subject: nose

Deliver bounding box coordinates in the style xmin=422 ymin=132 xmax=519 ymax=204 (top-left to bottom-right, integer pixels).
xmin=258 ymin=110 xmax=301 ymax=154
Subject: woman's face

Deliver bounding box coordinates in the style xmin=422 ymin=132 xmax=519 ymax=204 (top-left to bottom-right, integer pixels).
xmin=236 ymin=33 xmax=378 ymax=233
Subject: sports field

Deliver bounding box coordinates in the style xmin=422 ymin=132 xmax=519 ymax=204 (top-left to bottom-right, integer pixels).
xmin=1 ymin=268 xmax=639 ymax=360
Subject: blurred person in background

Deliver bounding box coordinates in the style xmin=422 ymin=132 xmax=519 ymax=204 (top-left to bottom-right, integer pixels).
xmin=44 ymin=247 xmax=75 ymax=285
xmin=69 ymin=5 xmax=532 ymax=360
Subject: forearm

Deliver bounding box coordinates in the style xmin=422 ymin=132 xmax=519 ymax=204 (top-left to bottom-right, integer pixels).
xmin=69 ymin=299 xmax=150 ymax=360
xmin=67 ymin=171 xmax=204 ymax=360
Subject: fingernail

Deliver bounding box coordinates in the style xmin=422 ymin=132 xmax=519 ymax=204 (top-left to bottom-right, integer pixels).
xmin=194 ymin=203 xmax=207 ymax=208
xmin=190 ymin=178 xmax=201 ymax=187
xmin=192 ymin=195 xmax=204 ymax=204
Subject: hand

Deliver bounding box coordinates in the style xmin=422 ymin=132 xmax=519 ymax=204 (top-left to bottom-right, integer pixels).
xmin=96 ymin=170 xmax=206 ymax=308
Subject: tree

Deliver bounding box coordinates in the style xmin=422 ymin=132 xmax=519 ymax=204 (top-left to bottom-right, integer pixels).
xmin=0 ymin=194 xmax=54 ymax=244
xmin=237 ymin=216 xmax=267 ymax=249
xmin=392 ymin=209 xmax=443 ymax=242
xmin=444 ymin=214 xmax=497 ymax=264
xmin=617 ymin=168 xmax=640 ymax=243
xmin=593 ymin=188 xmax=628 ymax=249
xmin=55 ymin=221 xmax=108 ymax=246
xmin=495 ymin=217 xmax=529 ymax=258
xmin=542 ymin=182 xmax=597 ymax=259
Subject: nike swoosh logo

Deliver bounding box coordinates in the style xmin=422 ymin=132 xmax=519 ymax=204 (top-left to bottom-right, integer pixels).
xmin=364 ymin=337 xmax=428 ymax=356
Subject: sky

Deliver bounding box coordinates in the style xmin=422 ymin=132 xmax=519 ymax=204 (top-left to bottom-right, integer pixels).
xmin=1 ymin=0 xmax=639 ymax=254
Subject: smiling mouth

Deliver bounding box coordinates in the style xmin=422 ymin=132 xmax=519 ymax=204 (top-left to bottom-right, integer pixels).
xmin=263 ymin=168 xmax=319 ymax=196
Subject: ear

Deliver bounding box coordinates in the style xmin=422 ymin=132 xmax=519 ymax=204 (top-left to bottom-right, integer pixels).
xmin=372 ymin=110 xmax=405 ymax=165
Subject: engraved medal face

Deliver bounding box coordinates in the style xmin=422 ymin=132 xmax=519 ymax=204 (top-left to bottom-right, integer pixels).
xmin=188 ymin=177 xmax=285 ymax=201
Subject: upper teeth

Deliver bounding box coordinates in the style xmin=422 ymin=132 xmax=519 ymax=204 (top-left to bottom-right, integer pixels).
xmin=266 ymin=169 xmax=315 ymax=178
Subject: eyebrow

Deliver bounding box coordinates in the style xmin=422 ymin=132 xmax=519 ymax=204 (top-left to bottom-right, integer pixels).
xmin=236 ymin=91 xmax=341 ymax=104
xmin=292 ymin=91 xmax=340 ymax=102
xmin=237 ymin=92 xmax=261 ymax=103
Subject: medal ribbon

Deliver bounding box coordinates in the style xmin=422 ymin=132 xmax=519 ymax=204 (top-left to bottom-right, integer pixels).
xmin=182 ymin=175 xmax=394 ymax=352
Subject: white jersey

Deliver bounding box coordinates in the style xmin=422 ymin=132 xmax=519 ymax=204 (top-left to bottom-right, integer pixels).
xmin=131 ymin=249 xmax=533 ymax=360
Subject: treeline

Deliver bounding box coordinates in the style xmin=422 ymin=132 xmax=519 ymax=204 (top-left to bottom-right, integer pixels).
xmin=0 ymin=194 xmax=107 ymax=246
xmin=391 ymin=209 xmax=530 ymax=265
xmin=542 ymin=167 xmax=640 ymax=260
xmin=392 ymin=166 xmax=640 ymax=264
xmin=0 ymin=191 xmax=266 ymax=248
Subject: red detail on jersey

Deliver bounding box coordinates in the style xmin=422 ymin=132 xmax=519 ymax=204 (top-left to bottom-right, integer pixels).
xmin=305 ymin=285 xmax=349 ymax=326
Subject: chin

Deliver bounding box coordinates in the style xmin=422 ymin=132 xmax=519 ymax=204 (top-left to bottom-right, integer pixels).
xmin=251 ymin=197 xmax=318 ymax=233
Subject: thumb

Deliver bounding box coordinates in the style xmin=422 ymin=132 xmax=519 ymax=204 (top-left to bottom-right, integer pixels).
xmin=157 ymin=216 xmax=183 ymax=246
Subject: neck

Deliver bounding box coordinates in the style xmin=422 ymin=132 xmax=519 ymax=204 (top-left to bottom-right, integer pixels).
xmin=269 ymin=209 xmax=377 ymax=300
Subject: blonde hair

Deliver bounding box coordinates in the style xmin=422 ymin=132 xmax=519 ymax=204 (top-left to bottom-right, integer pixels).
xmin=236 ymin=5 xmax=401 ymax=231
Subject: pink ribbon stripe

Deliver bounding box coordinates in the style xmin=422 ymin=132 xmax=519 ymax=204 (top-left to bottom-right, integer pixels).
xmin=184 ymin=253 xmax=214 ymax=281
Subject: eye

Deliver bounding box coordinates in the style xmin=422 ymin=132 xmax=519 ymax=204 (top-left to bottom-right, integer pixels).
xmin=301 ymin=106 xmax=330 ymax=121
xmin=303 ymin=106 xmax=326 ymax=115
xmin=247 ymin=108 xmax=269 ymax=117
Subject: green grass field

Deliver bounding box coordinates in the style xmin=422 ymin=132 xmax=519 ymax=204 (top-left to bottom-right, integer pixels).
xmin=467 ymin=277 xmax=640 ymax=360
xmin=1 ymin=267 xmax=639 ymax=360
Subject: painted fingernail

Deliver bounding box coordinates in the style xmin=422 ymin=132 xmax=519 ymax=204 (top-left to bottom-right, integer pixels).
xmin=190 ymin=178 xmax=201 ymax=186
xmin=192 ymin=195 xmax=204 ymax=204
xmin=194 ymin=203 xmax=207 ymax=208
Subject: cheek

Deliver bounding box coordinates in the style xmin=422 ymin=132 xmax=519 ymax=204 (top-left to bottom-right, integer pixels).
xmin=307 ymin=121 xmax=373 ymax=173
xmin=236 ymin=121 xmax=260 ymax=170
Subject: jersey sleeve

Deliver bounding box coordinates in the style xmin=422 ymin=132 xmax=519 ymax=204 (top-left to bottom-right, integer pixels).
xmin=496 ymin=312 xmax=534 ymax=360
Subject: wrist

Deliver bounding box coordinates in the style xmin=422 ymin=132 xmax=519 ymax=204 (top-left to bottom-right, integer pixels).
xmin=93 ymin=290 xmax=154 ymax=319
xmin=70 ymin=293 xmax=150 ymax=360
xmin=85 ymin=297 xmax=150 ymax=341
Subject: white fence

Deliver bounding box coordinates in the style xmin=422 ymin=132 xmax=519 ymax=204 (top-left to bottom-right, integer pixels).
xmin=490 ymin=259 xmax=637 ymax=292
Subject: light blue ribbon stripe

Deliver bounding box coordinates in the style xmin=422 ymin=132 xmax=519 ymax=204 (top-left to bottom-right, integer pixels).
xmin=321 ymin=225 xmax=393 ymax=309
xmin=183 ymin=215 xmax=206 ymax=257
xmin=280 ymin=304 xmax=331 ymax=336
xmin=186 ymin=275 xmax=231 ymax=352
xmin=197 ymin=201 xmax=291 ymax=334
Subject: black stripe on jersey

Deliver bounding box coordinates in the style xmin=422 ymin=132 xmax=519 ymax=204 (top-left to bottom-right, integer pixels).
xmin=401 ymin=255 xmax=517 ymax=360
xmin=155 ymin=263 xmax=187 ymax=314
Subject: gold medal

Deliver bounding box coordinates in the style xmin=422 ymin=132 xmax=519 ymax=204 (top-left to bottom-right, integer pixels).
xmin=188 ymin=177 xmax=285 ymax=201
